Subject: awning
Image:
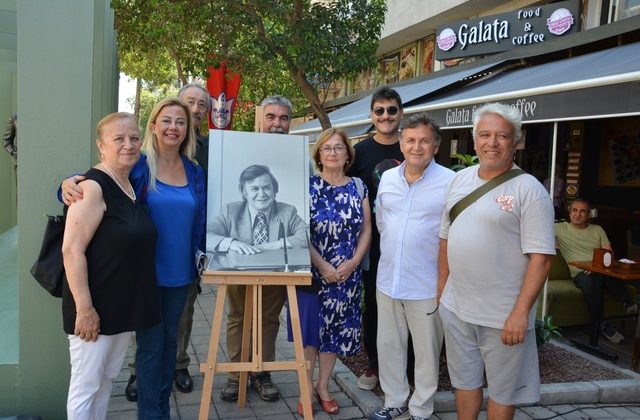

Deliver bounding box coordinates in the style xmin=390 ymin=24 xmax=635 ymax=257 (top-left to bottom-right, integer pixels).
xmin=404 ymin=41 xmax=640 ymax=128
xmin=291 ymin=60 xmax=503 ymax=136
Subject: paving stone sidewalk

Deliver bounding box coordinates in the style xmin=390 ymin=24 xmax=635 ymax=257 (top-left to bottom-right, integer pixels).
xmin=108 ymin=284 xmax=640 ymax=419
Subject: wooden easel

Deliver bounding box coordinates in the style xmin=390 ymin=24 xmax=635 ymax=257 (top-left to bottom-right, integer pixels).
xmin=198 ymin=271 xmax=313 ymax=419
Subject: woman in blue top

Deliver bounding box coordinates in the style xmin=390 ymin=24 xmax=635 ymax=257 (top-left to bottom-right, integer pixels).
xmin=133 ymin=97 xmax=206 ymax=418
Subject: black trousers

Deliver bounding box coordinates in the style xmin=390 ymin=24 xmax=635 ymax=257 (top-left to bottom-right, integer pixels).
xmin=574 ymin=271 xmax=631 ymax=322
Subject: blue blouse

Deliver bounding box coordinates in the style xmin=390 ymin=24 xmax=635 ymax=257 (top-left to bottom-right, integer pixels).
xmin=131 ymin=154 xmax=207 ymax=282
xmin=146 ymin=181 xmax=195 ymax=287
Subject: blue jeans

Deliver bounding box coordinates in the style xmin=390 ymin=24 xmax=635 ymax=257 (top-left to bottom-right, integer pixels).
xmin=136 ymin=285 xmax=189 ymax=419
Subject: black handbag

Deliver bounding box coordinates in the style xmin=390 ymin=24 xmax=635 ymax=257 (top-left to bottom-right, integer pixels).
xmin=30 ymin=214 xmax=65 ymax=297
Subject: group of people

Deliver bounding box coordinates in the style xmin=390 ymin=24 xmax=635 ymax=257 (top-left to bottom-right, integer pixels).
xmin=336 ymin=90 xmax=557 ymax=420
xmin=61 ymin=91 xmax=207 ymax=419
xmin=59 ymin=90 xmax=297 ymax=418
xmin=65 ymin=81 xmax=632 ymax=420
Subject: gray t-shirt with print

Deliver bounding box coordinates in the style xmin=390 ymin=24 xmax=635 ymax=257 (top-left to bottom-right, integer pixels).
xmin=439 ymin=164 xmax=555 ymax=330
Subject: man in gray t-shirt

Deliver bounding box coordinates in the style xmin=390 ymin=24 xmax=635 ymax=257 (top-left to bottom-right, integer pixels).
xmin=438 ymin=103 xmax=555 ymax=420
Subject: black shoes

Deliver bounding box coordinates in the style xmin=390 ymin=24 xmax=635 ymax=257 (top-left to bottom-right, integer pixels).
xmin=174 ymin=368 xmax=194 ymax=393
xmin=125 ymin=375 xmax=137 ymax=402
xmin=125 ymin=370 xmax=192 ymax=401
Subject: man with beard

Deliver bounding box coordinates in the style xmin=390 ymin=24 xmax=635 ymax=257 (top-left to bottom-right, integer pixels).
xmin=346 ymin=86 xmax=409 ymax=390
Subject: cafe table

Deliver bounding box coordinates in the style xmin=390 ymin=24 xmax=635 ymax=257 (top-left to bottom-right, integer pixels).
xmin=567 ymin=260 xmax=640 ymax=360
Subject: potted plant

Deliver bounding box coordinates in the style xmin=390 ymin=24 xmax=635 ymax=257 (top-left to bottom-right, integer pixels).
xmin=450 ymin=153 xmax=478 ymax=172
xmin=535 ymin=315 xmax=562 ymax=348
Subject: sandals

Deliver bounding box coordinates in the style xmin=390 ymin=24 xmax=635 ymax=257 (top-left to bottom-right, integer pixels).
xmin=314 ymin=387 xmax=339 ymax=414
xmin=297 ymin=389 xmax=340 ymax=417
xmin=316 ymin=395 xmax=339 ymax=414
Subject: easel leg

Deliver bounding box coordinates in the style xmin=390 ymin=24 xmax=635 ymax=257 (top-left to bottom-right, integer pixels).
xmin=257 ymin=283 xmax=263 ymax=370
xmin=238 ymin=285 xmax=253 ymax=407
xmin=287 ymin=285 xmax=313 ymax=419
xmin=199 ymin=284 xmax=227 ymax=420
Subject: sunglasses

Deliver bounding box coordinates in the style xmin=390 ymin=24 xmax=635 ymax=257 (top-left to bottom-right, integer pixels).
xmin=372 ymin=106 xmax=399 ymax=116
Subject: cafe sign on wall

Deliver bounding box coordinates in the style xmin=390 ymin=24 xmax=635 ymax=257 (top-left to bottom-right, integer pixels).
xmin=435 ymin=0 xmax=580 ymax=61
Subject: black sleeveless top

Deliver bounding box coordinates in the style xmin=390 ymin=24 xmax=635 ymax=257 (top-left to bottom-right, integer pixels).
xmin=62 ymin=168 xmax=160 ymax=335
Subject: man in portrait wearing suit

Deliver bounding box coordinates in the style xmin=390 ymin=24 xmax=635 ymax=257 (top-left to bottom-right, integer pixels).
xmin=208 ymin=164 xmax=307 ymax=255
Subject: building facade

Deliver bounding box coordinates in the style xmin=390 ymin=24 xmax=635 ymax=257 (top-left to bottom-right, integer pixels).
xmin=293 ymin=0 xmax=640 ymax=260
xmin=0 ymin=1 xmax=119 ymax=417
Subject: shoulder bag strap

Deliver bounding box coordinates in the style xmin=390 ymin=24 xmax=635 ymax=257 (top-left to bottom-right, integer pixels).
xmin=354 ymin=177 xmax=365 ymax=200
xmin=449 ymin=169 xmax=525 ymax=224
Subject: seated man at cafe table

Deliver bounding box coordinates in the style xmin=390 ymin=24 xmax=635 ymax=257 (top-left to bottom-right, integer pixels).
xmin=555 ymin=198 xmax=638 ymax=344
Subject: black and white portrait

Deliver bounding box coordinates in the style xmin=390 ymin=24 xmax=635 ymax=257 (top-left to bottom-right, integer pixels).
xmin=206 ymin=130 xmax=310 ymax=271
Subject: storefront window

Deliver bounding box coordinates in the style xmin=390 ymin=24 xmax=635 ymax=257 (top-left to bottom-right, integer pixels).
xmin=601 ymin=0 xmax=640 ymax=24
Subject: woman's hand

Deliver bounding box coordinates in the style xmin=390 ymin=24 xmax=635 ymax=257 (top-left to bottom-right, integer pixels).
xmin=336 ymin=258 xmax=357 ymax=282
xmin=61 ymin=175 xmax=86 ymax=205
xmin=319 ymin=261 xmax=340 ymax=284
xmin=74 ymin=307 xmax=100 ymax=342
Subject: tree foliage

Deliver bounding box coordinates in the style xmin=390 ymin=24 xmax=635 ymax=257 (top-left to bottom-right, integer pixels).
xmin=128 ymin=83 xmax=179 ymax=131
xmin=112 ymin=0 xmax=387 ymax=130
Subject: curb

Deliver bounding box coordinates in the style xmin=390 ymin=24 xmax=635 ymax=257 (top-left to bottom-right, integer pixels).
xmin=332 ymin=357 xmax=382 ymax=417
xmin=333 ymin=340 xmax=640 ymax=415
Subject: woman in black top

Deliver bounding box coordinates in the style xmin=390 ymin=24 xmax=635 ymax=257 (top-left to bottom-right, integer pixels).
xmin=62 ymin=112 xmax=159 ymax=419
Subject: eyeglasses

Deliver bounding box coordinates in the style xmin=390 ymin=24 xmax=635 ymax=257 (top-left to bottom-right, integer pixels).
xmin=319 ymin=145 xmax=347 ymax=155
xmin=372 ymin=106 xmax=399 ymax=116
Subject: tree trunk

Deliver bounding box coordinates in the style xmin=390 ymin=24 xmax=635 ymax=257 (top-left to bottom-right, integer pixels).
xmin=174 ymin=54 xmax=187 ymax=85
xmin=134 ymin=78 xmax=142 ymax=120
xmin=291 ymin=69 xmax=331 ymax=130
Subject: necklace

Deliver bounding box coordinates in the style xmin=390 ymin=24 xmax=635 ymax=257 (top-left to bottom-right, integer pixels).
xmin=100 ymin=162 xmax=136 ymax=202
xmin=321 ymin=172 xmax=348 ymax=186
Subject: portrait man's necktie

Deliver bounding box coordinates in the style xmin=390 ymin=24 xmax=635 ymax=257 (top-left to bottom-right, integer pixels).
xmin=253 ymin=212 xmax=268 ymax=245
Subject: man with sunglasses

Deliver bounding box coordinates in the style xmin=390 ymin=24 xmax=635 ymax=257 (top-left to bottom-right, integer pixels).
xmin=346 ymin=86 xmax=406 ymax=391
xmin=369 ymin=114 xmax=453 ymax=420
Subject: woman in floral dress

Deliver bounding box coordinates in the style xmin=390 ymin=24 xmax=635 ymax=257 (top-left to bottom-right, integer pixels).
xmin=287 ymin=127 xmax=371 ymax=416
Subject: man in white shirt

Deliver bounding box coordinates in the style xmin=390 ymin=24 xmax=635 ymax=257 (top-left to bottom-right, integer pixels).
xmin=369 ymin=113 xmax=454 ymax=420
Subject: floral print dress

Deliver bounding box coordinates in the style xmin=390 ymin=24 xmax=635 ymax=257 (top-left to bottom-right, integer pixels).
xmin=310 ymin=175 xmax=367 ymax=356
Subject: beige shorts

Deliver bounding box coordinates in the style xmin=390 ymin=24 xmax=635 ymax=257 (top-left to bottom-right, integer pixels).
xmin=440 ymin=306 xmax=540 ymax=406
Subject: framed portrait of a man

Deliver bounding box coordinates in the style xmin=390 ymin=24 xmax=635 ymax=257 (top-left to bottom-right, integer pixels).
xmin=206 ymin=130 xmax=311 ymax=272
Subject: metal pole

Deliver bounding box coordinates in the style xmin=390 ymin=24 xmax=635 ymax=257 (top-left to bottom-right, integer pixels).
xmin=542 ymin=121 xmax=558 ymax=318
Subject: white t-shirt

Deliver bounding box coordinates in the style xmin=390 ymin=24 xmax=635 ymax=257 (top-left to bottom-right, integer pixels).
xmin=439 ymin=165 xmax=556 ymax=330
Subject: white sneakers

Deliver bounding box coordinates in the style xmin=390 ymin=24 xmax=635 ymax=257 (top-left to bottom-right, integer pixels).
xmin=601 ymin=321 xmax=624 ymax=344
xmin=357 ymin=369 xmax=379 ymax=390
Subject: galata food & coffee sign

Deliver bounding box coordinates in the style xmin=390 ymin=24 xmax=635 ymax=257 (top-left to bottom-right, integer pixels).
xmin=435 ymin=0 xmax=579 ymax=60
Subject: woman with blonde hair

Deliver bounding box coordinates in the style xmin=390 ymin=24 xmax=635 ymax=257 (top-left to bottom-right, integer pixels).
xmin=133 ymin=97 xmax=206 ymax=417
